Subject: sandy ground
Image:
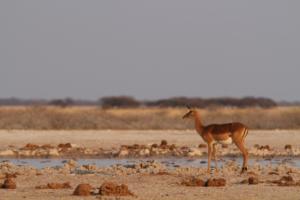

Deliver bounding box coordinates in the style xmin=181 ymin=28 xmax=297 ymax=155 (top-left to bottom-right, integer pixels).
xmin=0 ymin=130 xmax=299 ymax=200
xmin=0 ymin=129 xmax=299 ymax=149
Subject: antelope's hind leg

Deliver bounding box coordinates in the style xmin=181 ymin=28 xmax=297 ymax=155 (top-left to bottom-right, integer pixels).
xmin=235 ymin=141 xmax=248 ymax=173
xmin=207 ymin=144 xmax=213 ymax=173
xmin=212 ymin=144 xmax=218 ymax=172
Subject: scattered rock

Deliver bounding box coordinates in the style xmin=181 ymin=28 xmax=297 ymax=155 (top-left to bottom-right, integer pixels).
xmin=222 ymin=144 xmax=229 ymax=148
xmin=187 ymin=148 xmax=202 ymax=157
xmin=160 ymin=140 xmax=168 ymax=146
xmin=118 ymin=149 xmax=129 ymax=157
xmin=258 ymin=145 xmax=271 ymax=151
xmin=99 ymin=182 xmax=134 ymax=196
xmin=248 ymin=176 xmax=259 ymax=185
xmin=198 ymin=144 xmax=207 ymax=148
xmin=139 ymin=148 xmax=150 ymax=156
xmin=21 ymin=143 xmax=40 ymax=150
xmin=240 ymin=179 xmax=248 ymax=184
xmin=64 ymin=159 xmax=77 ymax=168
xmin=169 ymin=144 xmax=176 ymax=151
xmin=205 ymin=178 xmax=226 ymax=187
xmin=0 ymin=150 xmax=16 ymax=156
xmin=284 ymin=144 xmax=292 ymax=150
xmin=82 ymin=165 xmax=97 ymax=171
xmin=41 ymin=144 xmax=54 ymax=149
xmin=5 ymin=173 xmax=19 ymax=179
xmin=2 ymin=178 xmax=16 ymax=189
xmin=36 ymin=182 xmax=71 ymax=189
xmin=58 ymin=143 xmax=72 ymax=149
xmin=73 ymin=184 xmax=93 ymax=196
xmin=181 ymin=177 xmax=205 ymax=187
xmin=48 ymin=149 xmax=60 ymax=156
xmin=268 ymin=171 xmax=279 ymax=175
xmin=270 ymin=176 xmax=297 ymax=186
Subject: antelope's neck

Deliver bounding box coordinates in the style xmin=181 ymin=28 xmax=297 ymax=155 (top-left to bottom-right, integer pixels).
xmin=194 ymin=112 xmax=203 ymax=134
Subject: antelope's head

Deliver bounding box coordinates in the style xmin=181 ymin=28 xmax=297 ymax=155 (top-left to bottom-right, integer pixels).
xmin=182 ymin=106 xmax=197 ymax=119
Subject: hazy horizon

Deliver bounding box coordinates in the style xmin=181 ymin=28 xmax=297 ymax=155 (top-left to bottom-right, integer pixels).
xmin=1 ymin=1 xmax=300 ymax=101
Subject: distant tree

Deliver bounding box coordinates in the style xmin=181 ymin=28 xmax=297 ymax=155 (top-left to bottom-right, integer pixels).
xmin=100 ymin=96 xmax=141 ymax=108
xmin=49 ymin=98 xmax=74 ymax=107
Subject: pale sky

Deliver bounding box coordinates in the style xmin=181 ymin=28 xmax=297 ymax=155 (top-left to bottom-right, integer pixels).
xmin=1 ymin=1 xmax=299 ymax=101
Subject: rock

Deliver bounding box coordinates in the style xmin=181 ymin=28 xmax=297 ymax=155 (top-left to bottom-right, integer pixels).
xmin=18 ymin=150 xmax=33 ymax=157
xmin=139 ymin=148 xmax=150 ymax=156
xmin=2 ymin=178 xmax=16 ymax=189
xmin=160 ymin=140 xmax=168 ymax=146
xmin=284 ymin=144 xmax=292 ymax=150
xmin=181 ymin=177 xmax=205 ymax=187
xmin=198 ymin=144 xmax=207 ymax=148
xmin=99 ymin=182 xmax=134 ymax=196
xmin=58 ymin=143 xmax=72 ymax=149
xmin=151 ymin=144 xmax=158 ymax=148
xmin=36 ymin=182 xmax=71 ymax=189
xmin=118 ymin=149 xmax=129 ymax=157
xmin=41 ymin=144 xmax=54 ymax=149
xmin=205 ymin=178 xmax=226 ymax=187
xmin=21 ymin=143 xmax=40 ymax=150
xmin=248 ymin=176 xmax=259 ymax=185
xmin=258 ymin=145 xmax=271 ymax=151
xmin=82 ymin=165 xmax=97 ymax=171
xmin=240 ymin=179 xmax=248 ymax=184
xmin=169 ymin=144 xmax=176 ymax=151
xmin=268 ymin=171 xmax=279 ymax=175
xmin=187 ymin=148 xmax=202 ymax=157
xmin=271 ymin=176 xmax=296 ymax=186
xmin=73 ymin=184 xmax=93 ymax=196
xmin=48 ymin=149 xmax=59 ymax=156
xmin=64 ymin=159 xmax=77 ymax=169
xmin=222 ymin=144 xmax=229 ymax=148
xmin=0 ymin=150 xmax=15 ymax=156
xmin=5 ymin=173 xmax=19 ymax=179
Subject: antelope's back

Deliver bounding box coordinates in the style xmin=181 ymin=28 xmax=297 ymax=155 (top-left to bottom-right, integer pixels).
xmin=205 ymin=122 xmax=247 ymax=135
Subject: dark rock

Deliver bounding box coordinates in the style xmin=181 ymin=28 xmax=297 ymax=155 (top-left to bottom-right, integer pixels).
xmin=205 ymin=178 xmax=226 ymax=187
xmin=99 ymin=182 xmax=134 ymax=196
xmin=73 ymin=184 xmax=93 ymax=196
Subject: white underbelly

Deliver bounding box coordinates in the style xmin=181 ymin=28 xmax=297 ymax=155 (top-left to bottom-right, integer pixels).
xmin=216 ymin=137 xmax=233 ymax=145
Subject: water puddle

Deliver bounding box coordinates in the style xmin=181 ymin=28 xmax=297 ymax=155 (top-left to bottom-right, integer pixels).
xmin=0 ymin=157 xmax=299 ymax=169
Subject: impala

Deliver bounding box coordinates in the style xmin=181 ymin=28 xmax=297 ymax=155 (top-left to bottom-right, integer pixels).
xmin=183 ymin=106 xmax=249 ymax=173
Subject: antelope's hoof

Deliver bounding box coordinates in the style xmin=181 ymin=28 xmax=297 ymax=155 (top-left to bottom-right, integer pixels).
xmin=241 ymin=167 xmax=248 ymax=173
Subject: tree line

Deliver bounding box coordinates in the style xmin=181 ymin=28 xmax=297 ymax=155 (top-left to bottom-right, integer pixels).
xmin=0 ymin=96 xmax=284 ymax=108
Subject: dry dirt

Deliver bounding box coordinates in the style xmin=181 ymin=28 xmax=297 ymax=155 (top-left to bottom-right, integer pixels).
xmin=0 ymin=129 xmax=299 ymax=149
xmin=0 ymin=130 xmax=299 ymax=200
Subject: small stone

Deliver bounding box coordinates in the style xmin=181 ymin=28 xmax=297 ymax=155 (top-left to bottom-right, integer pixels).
xmin=205 ymin=178 xmax=226 ymax=187
xmin=198 ymin=144 xmax=207 ymax=148
xmin=0 ymin=150 xmax=15 ymax=156
xmin=73 ymin=184 xmax=92 ymax=196
xmin=58 ymin=143 xmax=72 ymax=149
xmin=181 ymin=177 xmax=205 ymax=187
xmin=284 ymin=144 xmax=292 ymax=150
xmin=48 ymin=149 xmax=59 ymax=156
xmin=99 ymin=182 xmax=134 ymax=196
xmin=160 ymin=140 xmax=168 ymax=146
xmin=2 ymin=178 xmax=16 ymax=189
xmin=118 ymin=149 xmax=129 ymax=157
xmin=248 ymin=177 xmax=259 ymax=185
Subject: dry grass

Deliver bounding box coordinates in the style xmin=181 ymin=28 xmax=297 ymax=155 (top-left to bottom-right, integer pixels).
xmin=0 ymin=106 xmax=300 ymax=130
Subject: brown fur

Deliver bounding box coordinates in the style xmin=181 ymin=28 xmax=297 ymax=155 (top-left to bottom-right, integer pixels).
xmin=183 ymin=108 xmax=249 ymax=173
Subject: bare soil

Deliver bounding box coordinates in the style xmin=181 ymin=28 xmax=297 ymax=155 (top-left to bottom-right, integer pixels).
xmin=0 ymin=130 xmax=299 ymax=200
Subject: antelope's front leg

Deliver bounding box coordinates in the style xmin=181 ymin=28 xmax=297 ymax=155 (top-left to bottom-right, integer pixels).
xmin=207 ymin=143 xmax=213 ymax=173
xmin=212 ymin=144 xmax=218 ymax=172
